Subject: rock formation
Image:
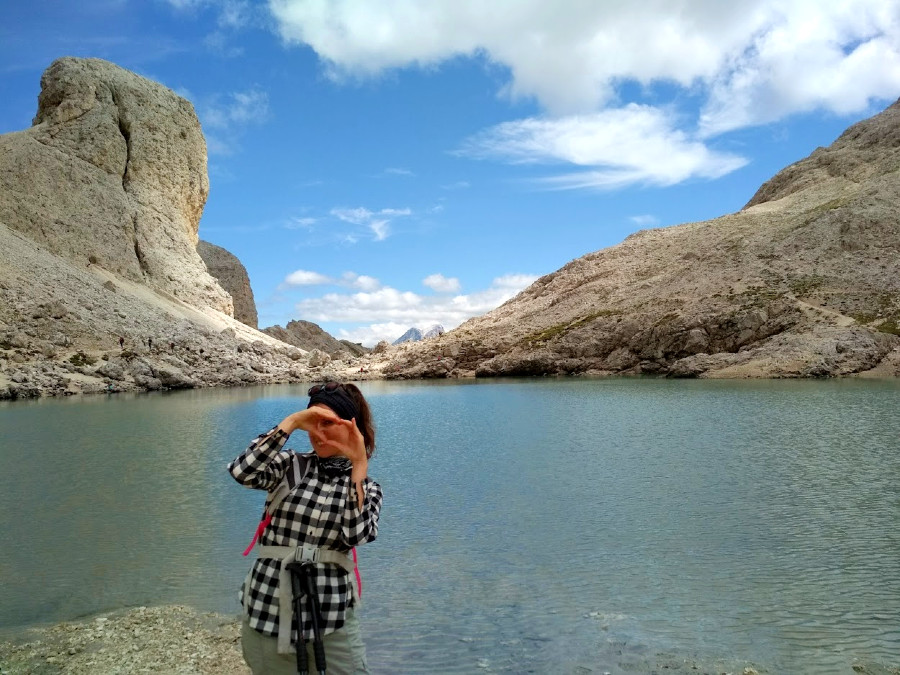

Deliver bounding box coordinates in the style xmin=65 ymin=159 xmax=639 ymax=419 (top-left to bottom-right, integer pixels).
xmin=0 ymin=58 xmax=375 ymax=399
xmin=0 ymin=57 xmax=231 ymax=314
xmin=262 ymin=320 xmax=368 ymax=358
xmin=197 ymin=240 xmax=258 ymax=328
xmin=387 ymin=100 xmax=900 ymax=379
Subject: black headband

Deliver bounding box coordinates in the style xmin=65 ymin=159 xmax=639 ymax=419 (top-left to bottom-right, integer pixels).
xmin=307 ymin=384 xmax=363 ymax=433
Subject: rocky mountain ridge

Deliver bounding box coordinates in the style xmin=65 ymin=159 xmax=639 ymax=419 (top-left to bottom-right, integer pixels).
xmin=262 ymin=320 xmax=369 ymax=359
xmin=384 ymin=100 xmax=900 ymax=379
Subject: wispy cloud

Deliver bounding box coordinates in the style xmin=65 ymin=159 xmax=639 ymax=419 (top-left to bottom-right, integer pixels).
xmin=280 ymin=269 xmax=383 ymax=291
xmin=458 ymin=105 xmax=748 ymax=190
xmin=329 ymin=206 xmax=412 ymax=241
xmin=184 ymin=87 xmax=269 ymax=155
xmin=384 ymin=167 xmax=414 ymax=176
xmin=629 ymin=214 xmax=660 ymax=227
xmin=201 ymin=89 xmax=269 ymax=129
xmin=285 ymin=217 xmax=317 ymax=229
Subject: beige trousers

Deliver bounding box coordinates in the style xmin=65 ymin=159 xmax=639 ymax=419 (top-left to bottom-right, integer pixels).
xmin=241 ymin=609 xmax=370 ymax=675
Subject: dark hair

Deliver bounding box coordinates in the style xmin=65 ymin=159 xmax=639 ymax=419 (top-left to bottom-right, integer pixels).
xmin=342 ymin=382 xmax=376 ymax=458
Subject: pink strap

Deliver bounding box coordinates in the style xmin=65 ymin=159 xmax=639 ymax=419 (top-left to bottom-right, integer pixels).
xmin=352 ymin=547 xmax=362 ymax=597
xmin=242 ymin=512 xmax=273 ymax=557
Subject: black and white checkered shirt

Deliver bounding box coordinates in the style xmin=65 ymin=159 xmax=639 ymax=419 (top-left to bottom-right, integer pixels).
xmin=228 ymin=427 xmax=382 ymax=643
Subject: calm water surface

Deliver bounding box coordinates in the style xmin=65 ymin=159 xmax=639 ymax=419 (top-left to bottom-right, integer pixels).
xmin=1 ymin=378 xmax=898 ymax=673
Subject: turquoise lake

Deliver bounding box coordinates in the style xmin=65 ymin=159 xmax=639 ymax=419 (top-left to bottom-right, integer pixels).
xmin=1 ymin=378 xmax=898 ymax=673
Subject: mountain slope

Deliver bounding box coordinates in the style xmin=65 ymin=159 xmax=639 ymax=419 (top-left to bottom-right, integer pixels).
xmin=388 ymin=101 xmax=900 ymax=379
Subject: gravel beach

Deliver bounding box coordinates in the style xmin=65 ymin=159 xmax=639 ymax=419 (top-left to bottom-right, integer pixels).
xmin=2 ymin=605 xmax=897 ymax=674
xmin=0 ymin=606 xmax=248 ymax=675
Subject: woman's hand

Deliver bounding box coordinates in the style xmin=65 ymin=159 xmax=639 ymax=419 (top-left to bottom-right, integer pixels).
xmin=317 ymin=417 xmax=367 ymax=464
xmin=318 ymin=418 xmax=368 ymax=509
xmin=277 ymin=407 xmax=340 ymax=443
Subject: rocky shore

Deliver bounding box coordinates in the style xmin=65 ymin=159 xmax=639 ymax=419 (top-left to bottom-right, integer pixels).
xmin=2 ymin=605 xmax=897 ymax=674
xmin=0 ymin=606 xmax=248 ymax=675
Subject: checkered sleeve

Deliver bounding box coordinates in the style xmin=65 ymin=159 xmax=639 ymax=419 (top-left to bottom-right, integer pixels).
xmin=341 ymin=477 xmax=382 ymax=547
xmin=227 ymin=426 xmax=292 ymax=491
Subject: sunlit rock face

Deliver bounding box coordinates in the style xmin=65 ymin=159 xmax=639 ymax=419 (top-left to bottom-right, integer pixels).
xmin=0 ymin=56 xmax=231 ymax=314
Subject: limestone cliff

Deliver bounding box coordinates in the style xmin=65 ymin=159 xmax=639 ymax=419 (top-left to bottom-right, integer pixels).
xmin=0 ymin=57 xmax=231 ymax=314
xmin=0 ymin=59 xmax=374 ymax=399
xmin=388 ymin=100 xmax=900 ymax=379
xmin=197 ymin=240 xmax=258 ymax=329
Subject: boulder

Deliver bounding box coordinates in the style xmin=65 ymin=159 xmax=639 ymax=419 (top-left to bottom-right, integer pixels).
xmin=307 ymin=349 xmax=331 ymax=368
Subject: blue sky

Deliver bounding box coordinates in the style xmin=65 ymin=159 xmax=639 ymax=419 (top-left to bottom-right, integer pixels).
xmin=3 ymin=1 xmax=900 ymax=345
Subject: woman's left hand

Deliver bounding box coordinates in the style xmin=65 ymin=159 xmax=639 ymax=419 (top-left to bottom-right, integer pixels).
xmin=318 ymin=418 xmax=368 ymax=509
xmin=318 ymin=417 xmax=367 ymax=464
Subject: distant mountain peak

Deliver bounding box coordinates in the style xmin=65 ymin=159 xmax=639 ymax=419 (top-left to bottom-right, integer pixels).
xmin=392 ymin=324 xmax=445 ymax=345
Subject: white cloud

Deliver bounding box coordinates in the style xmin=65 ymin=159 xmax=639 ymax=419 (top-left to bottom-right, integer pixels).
xmin=329 ymin=206 xmax=412 ymax=241
xmin=218 ymin=0 xmax=251 ymax=29
xmin=336 ymin=322 xmax=412 ymax=346
xmin=441 ymin=181 xmax=470 ymax=190
xmin=459 ymin=105 xmax=748 ymax=188
xmin=384 ymin=167 xmax=414 ymax=176
xmin=423 ymin=273 xmax=461 ymax=293
xmin=283 ymin=270 xmax=331 ymax=286
xmin=268 ymin=0 xmax=900 ymax=128
xmin=201 ymin=89 xmax=269 ymax=129
xmin=281 ymin=269 xmax=384 ymax=291
xmin=369 ymin=220 xmax=389 ymax=241
xmin=294 ymin=273 xmax=538 ymax=345
xmin=380 ymin=208 xmax=412 ymax=216
xmin=285 ymin=216 xmax=317 ymax=229
xmin=342 ymin=272 xmax=381 ymax=291
xmin=330 ymin=207 xmax=373 ymax=225
xmin=188 ymin=88 xmax=269 ymax=155
xmin=630 ymin=214 xmax=660 ymax=227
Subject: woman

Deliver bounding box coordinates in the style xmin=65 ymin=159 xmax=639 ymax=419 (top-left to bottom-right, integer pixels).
xmin=228 ymin=381 xmax=382 ymax=674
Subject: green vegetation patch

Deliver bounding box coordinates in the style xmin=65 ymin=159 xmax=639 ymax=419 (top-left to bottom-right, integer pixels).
xmin=523 ymin=309 xmax=620 ymax=344
xmin=788 ymin=275 xmax=826 ymax=297
xmin=795 ymin=197 xmax=851 ymax=228
xmin=69 ymin=351 xmax=96 ymax=367
xmin=739 ymin=284 xmax=785 ymax=304
xmin=878 ymin=319 xmax=900 ymax=335
xmin=852 ymin=312 xmax=878 ymax=325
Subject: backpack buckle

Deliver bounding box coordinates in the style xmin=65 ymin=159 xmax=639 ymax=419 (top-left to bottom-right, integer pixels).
xmin=296 ymin=544 xmax=320 ymax=564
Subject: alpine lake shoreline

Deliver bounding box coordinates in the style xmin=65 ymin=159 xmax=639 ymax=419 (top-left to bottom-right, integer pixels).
xmin=2 ymin=378 xmax=899 ymax=675
xmin=2 ymin=604 xmax=897 ymax=675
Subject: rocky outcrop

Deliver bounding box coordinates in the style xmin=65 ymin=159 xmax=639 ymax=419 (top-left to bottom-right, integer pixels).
xmin=387 ymin=100 xmax=900 ymax=379
xmin=0 ymin=59 xmax=380 ymax=399
xmin=0 ymin=57 xmax=231 ymax=314
xmin=262 ymin=320 xmax=369 ymax=359
xmin=197 ymin=240 xmax=258 ymax=328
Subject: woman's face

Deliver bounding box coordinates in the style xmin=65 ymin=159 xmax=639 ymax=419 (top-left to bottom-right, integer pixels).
xmin=308 ymin=403 xmax=353 ymax=458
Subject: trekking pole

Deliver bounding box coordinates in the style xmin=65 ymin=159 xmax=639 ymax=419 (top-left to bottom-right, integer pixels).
xmin=302 ymin=563 xmax=327 ymax=675
xmin=286 ymin=561 xmax=310 ymax=675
